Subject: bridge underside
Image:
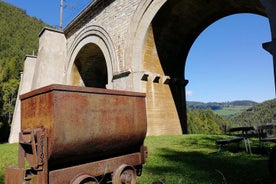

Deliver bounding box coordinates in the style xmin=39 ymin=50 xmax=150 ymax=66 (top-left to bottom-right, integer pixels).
xmin=148 ymin=0 xmax=266 ymax=133
xmin=153 ymin=0 xmax=265 ymax=77
xmin=74 ymin=43 xmax=107 ymax=88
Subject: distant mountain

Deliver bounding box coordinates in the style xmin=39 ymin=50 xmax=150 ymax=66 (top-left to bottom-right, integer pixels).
xmin=187 ymin=100 xmax=258 ymax=110
xmin=187 ymin=99 xmax=276 ymax=131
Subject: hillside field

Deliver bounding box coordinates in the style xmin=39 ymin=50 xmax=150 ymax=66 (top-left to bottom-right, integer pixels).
xmin=214 ymin=106 xmax=252 ymax=118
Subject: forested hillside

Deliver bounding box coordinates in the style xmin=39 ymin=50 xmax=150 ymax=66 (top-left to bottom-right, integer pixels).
xmin=187 ymin=109 xmax=231 ymax=134
xmin=0 ymin=2 xmax=46 ymax=142
xmin=186 ymin=100 xmax=258 ymax=134
xmin=187 ymin=100 xmax=258 ymax=110
xmin=187 ymin=98 xmax=276 ymax=134
xmin=231 ymin=98 xmax=276 ymax=126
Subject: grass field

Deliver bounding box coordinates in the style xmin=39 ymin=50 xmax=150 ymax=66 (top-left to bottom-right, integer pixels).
xmin=0 ymin=143 xmax=18 ymax=184
xmin=214 ymin=106 xmax=251 ymax=118
xmin=138 ymin=135 xmax=274 ymax=184
xmin=1 ymin=135 xmax=275 ymax=184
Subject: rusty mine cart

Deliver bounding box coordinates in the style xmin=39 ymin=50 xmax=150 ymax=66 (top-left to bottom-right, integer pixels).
xmin=5 ymin=84 xmax=148 ymax=184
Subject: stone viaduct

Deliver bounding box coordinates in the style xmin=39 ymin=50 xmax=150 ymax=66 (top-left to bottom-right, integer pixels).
xmin=8 ymin=0 xmax=276 ymax=143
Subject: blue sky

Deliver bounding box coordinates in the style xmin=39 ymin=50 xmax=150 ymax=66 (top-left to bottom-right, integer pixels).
xmin=2 ymin=0 xmax=91 ymax=28
xmin=2 ymin=1 xmax=275 ymax=103
xmin=186 ymin=14 xmax=274 ymax=103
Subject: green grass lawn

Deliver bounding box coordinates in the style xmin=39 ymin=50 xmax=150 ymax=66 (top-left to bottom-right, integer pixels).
xmin=0 ymin=143 xmax=18 ymax=184
xmin=214 ymin=106 xmax=251 ymax=118
xmin=137 ymin=135 xmax=274 ymax=184
xmin=1 ymin=135 xmax=274 ymax=184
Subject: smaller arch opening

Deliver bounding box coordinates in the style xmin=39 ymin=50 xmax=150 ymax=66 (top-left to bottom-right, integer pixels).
xmin=73 ymin=43 xmax=107 ymax=88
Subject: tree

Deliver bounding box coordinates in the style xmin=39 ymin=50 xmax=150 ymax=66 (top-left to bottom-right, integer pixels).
xmin=187 ymin=109 xmax=229 ymax=134
xmin=0 ymin=1 xmax=46 ymax=142
xmin=1 ymin=79 xmax=19 ymax=124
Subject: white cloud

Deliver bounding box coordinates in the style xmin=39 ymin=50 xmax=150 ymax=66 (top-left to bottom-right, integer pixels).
xmin=186 ymin=90 xmax=193 ymax=97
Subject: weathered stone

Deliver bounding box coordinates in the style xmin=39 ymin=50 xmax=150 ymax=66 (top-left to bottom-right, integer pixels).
xmin=9 ymin=0 xmax=276 ymax=142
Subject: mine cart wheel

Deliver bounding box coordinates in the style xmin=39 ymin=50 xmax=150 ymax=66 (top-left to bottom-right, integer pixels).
xmin=71 ymin=174 xmax=99 ymax=184
xmin=112 ymin=164 xmax=137 ymax=184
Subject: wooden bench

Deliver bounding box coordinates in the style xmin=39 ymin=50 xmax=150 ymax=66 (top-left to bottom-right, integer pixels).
xmin=216 ymin=136 xmax=246 ymax=152
xmin=254 ymin=124 xmax=276 ymax=148
xmin=216 ymin=124 xmax=276 ymax=154
xmin=260 ymin=136 xmax=276 ymax=143
xmin=216 ymin=126 xmax=255 ymax=153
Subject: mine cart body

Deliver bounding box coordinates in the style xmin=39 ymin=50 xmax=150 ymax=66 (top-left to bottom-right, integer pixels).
xmin=5 ymin=84 xmax=147 ymax=184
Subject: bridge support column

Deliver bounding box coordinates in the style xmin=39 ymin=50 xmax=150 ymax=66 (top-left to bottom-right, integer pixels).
xmin=9 ymin=56 xmax=37 ymax=143
xmin=131 ymin=71 xmax=182 ymax=135
xmin=263 ymin=41 xmax=276 ymax=95
xmin=31 ymin=27 xmax=66 ymax=90
xmin=261 ymin=0 xmax=276 ymax=95
xmin=169 ymin=78 xmax=189 ymax=134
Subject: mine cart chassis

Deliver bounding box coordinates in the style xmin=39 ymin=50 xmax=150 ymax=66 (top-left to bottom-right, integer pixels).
xmin=6 ymin=127 xmax=148 ymax=184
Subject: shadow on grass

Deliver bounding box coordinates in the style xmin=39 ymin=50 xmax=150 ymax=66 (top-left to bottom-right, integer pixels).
xmin=143 ymin=136 xmax=274 ymax=184
xmin=145 ymin=149 xmax=273 ymax=184
xmin=0 ymin=175 xmax=3 ymax=184
xmin=2 ymin=136 xmax=274 ymax=184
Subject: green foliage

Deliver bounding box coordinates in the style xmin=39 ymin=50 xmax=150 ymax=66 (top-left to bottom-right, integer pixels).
xmin=231 ymin=98 xmax=276 ymax=126
xmin=1 ymin=79 xmax=19 ymax=123
xmin=187 ymin=109 xmax=231 ymax=134
xmin=0 ymin=2 xmax=45 ymax=81
xmin=0 ymin=2 xmax=46 ymax=142
xmin=187 ymin=99 xmax=276 ymax=133
xmin=187 ymin=100 xmax=258 ymax=110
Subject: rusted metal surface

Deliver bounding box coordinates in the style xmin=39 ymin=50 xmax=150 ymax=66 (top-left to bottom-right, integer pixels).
xmin=6 ymin=84 xmax=147 ymax=183
xmin=17 ymin=128 xmax=49 ymax=183
xmin=5 ymin=166 xmax=26 ymax=184
xmin=70 ymin=174 xmax=99 ymax=184
xmin=49 ymin=152 xmax=143 ymax=183
xmin=20 ymin=84 xmax=147 ymax=170
xmin=113 ymin=164 xmax=137 ymax=184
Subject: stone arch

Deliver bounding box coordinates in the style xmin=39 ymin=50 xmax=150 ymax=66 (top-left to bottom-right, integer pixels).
xmin=127 ymin=0 xmax=267 ymax=83
xmin=72 ymin=43 xmax=107 ymax=88
xmin=66 ymin=25 xmax=118 ymax=89
xmin=124 ymin=0 xmax=182 ymax=135
xmin=126 ymin=0 xmax=268 ymax=134
xmin=153 ymin=0 xmax=266 ymax=78
xmin=124 ymin=0 xmax=166 ymax=73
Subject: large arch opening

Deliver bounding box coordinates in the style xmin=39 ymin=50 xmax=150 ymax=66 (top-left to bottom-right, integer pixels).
xmin=135 ymin=0 xmax=268 ymax=134
xmin=186 ymin=14 xmax=273 ymax=103
xmin=71 ymin=43 xmax=108 ymax=88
